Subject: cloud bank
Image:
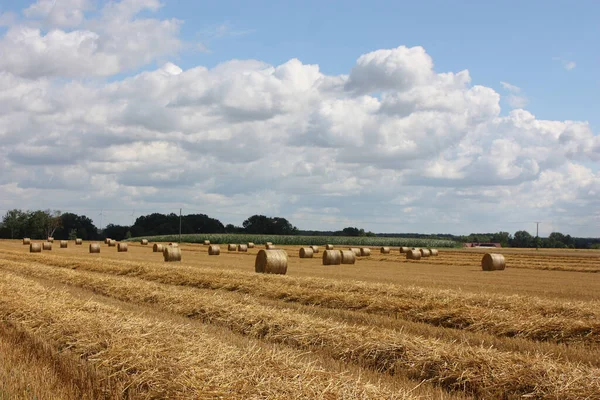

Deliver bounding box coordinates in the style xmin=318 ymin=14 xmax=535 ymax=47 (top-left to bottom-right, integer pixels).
xmin=0 ymin=0 xmax=598 ymax=236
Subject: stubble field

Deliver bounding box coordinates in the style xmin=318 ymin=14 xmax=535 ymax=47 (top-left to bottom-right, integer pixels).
xmin=0 ymin=240 xmax=599 ymax=399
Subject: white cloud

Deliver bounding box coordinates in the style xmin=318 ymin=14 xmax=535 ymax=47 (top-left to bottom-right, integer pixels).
xmin=0 ymin=3 xmax=598 ymax=236
xmin=0 ymin=0 xmax=182 ymax=78
xmin=500 ymin=81 xmax=528 ymax=108
xmin=564 ymin=61 xmax=576 ymax=71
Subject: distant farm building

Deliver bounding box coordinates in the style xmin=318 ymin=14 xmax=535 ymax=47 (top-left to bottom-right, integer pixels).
xmin=464 ymin=242 xmax=502 ymax=248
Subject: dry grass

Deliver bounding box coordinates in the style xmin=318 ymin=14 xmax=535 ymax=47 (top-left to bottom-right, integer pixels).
xmin=0 ymin=270 xmax=427 ymax=399
xmin=3 ymin=258 xmax=600 ymax=399
xmin=7 ymin=250 xmax=597 ymax=345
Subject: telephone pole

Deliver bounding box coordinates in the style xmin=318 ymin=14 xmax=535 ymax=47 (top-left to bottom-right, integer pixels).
xmin=535 ymin=221 xmax=540 ymax=250
xmin=179 ymin=208 xmax=182 ymax=243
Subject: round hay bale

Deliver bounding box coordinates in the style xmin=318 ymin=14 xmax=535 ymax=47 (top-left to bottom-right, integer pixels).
xmin=482 ymin=253 xmax=506 ymax=271
xmin=47 ymin=237 xmax=54 ymax=243
xmin=265 ymin=242 xmax=273 ymax=246
xmin=380 ymin=246 xmax=391 ymax=254
xmin=228 ymin=244 xmax=237 ymax=251
xmin=75 ymin=238 xmax=82 ymax=245
xmin=153 ymin=244 xmax=164 ymax=253
xmin=310 ymin=245 xmax=319 ymax=253
xmin=325 ymin=244 xmax=334 ymax=250
xmin=238 ymin=244 xmax=248 ymax=252
xmin=104 ymin=238 xmax=110 ymax=244
xmin=247 ymin=242 xmax=255 ymax=248
xmin=203 ymin=240 xmax=210 ymax=246
xmin=406 ymin=249 xmax=421 ymax=260
xmin=399 ymin=246 xmax=410 ymax=253
xmin=349 ymin=248 xmax=361 ymax=256
xmin=117 ymin=243 xmax=128 ymax=252
xmin=255 ymin=249 xmax=288 ymax=275
xmin=322 ymin=249 xmax=341 ymax=265
xmin=299 ymin=247 xmax=314 ymax=258
xmin=360 ymin=248 xmax=371 ymax=257
xmin=163 ymin=246 xmax=182 ymax=262
xmin=339 ymin=250 xmax=356 ymax=264
xmin=23 ymin=238 xmax=31 ymax=245
xmin=60 ymin=240 xmax=68 ymax=248
xmin=42 ymin=242 xmax=52 ymax=251
xmin=168 ymin=242 xmax=179 ymax=247
xmin=420 ymin=248 xmax=431 ymax=257
xmin=208 ymin=245 xmax=220 ymax=255
xmin=29 ymin=243 xmax=41 ymax=253
xmin=108 ymin=240 xmax=116 ymax=247
xmin=141 ymin=239 xmax=148 ymax=245
xmin=429 ymin=248 xmax=439 ymax=256
xmin=266 ymin=244 xmax=275 ymax=250
xmin=89 ymin=243 xmax=100 ymax=253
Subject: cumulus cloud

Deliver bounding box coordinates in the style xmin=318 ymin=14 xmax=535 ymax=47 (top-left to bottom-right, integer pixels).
xmin=0 ymin=0 xmax=182 ymax=78
xmin=0 ymin=4 xmax=598 ymax=236
xmin=500 ymin=81 xmax=528 ymax=108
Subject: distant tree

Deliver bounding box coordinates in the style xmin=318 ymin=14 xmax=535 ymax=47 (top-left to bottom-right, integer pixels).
xmin=68 ymin=229 xmax=78 ymax=240
xmin=512 ymin=230 xmax=534 ymax=248
xmin=55 ymin=213 xmax=99 ymax=240
xmin=490 ymin=231 xmax=511 ymax=247
xmin=242 ymin=215 xmax=297 ymax=235
xmin=341 ymin=227 xmax=361 ymax=236
xmin=1 ymin=209 xmax=28 ymax=239
xmin=103 ymin=224 xmax=131 ymax=241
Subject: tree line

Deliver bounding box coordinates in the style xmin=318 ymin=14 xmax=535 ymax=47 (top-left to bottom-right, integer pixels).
xmin=1 ymin=209 xmax=599 ymax=249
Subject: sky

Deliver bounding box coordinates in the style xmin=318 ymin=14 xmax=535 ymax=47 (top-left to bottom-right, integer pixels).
xmin=0 ymin=0 xmax=598 ymax=237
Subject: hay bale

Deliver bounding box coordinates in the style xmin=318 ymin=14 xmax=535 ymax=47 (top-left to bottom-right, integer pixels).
xmin=117 ymin=243 xmax=128 ymax=252
xmin=360 ymin=248 xmax=371 ymax=257
xmin=325 ymin=244 xmax=334 ymax=250
xmin=89 ymin=243 xmax=100 ymax=253
xmin=247 ymin=242 xmax=255 ymax=248
xmin=141 ymin=239 xmax=148 ymax=245
xmin=30 ymin=243 xmax=41 ymax=253
xmin=169 ymin=242 xmax=179 ymax=247
xmin=23 ymin=238 xmax=31 ymax=245
xmin=108 ymin=240 xmax=116 ymax=247
xmin=349 ymin=248 xmax=361 ymax=256
xmin=406 ymin=249 xmax=421 ymax=260
xmin=265 ymin=242 xmax=273 ymax=246
xmin=47 ymin=237 xmax=54 ymax=243
xmin=42 ymin=242 xmax=52 ymax=251
xmin=482 ymin=253 xmax=506 ymax=271
xmin=208 ymin=245 xmax=220 ymax=255
xmin=163 ymin=246 xmax=182 ymax=262
xmin=255 ymin=249 xmax=287 ymax=274
xmin=310 ymin=245 xmax=319 ymax=254
xmin=153 ymin=244 xmax=164 ymax=253
xmin=339 ymin=250 xmax=356 ymax=264
xmin=75 ymin=238 xmax=82 ymax=245
xmin=266 ymin=244 xmax=275 ymax=250
xmin=380 ymin=246 xmax=390 ymax=254
xmin=299 ymin=247 xmax=314 ymax=258
xmin=203 ymin=240 xmax=210 ymax=246
xmin=420 ymin=248 xmax=431 ymax=257
xmin=228 ymin=244 xmax=237 ymax=251
xmin=60 ymin=240 xmax=68 ymax=248
xmin=399 ymin=246 xmax=410 ymax=253
xmin=238 ymin=244 xmax=248 ymax=252
xmin=429 ymin=248 xmax=439 ymax=256
xmin=322 ymin=249 xmax=341 ymax=265
xmin=104 ymin=238 xmax=110 ymax=244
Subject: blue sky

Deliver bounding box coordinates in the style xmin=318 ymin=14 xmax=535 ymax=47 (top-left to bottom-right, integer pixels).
xmin=0 ymin=0 xmax=598 ymax=236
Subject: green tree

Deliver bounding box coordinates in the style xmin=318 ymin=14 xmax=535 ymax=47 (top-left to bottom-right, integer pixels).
xmin=1 ymin=209 xmax=28 ymax=238
xmin=512 ymin=230 xmax=534 ymax=248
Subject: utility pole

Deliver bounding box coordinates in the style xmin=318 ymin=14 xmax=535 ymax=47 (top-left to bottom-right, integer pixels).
xmin=535 ymin=221 xmax=540 ymax=250
xmin=179 ymin=208 xmax=182 ymax=243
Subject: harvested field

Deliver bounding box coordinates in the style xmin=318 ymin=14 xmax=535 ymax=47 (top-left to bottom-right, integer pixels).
xmin=0 ymin=239 xmax=599 ymax=399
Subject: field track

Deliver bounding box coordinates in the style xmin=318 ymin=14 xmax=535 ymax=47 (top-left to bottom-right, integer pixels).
xmin=1 ymin=239 xmax=599 ymax=399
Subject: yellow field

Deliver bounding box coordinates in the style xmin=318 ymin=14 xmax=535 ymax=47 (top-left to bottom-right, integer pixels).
xmin=1 ymin=240 xmax=599 ymax=399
